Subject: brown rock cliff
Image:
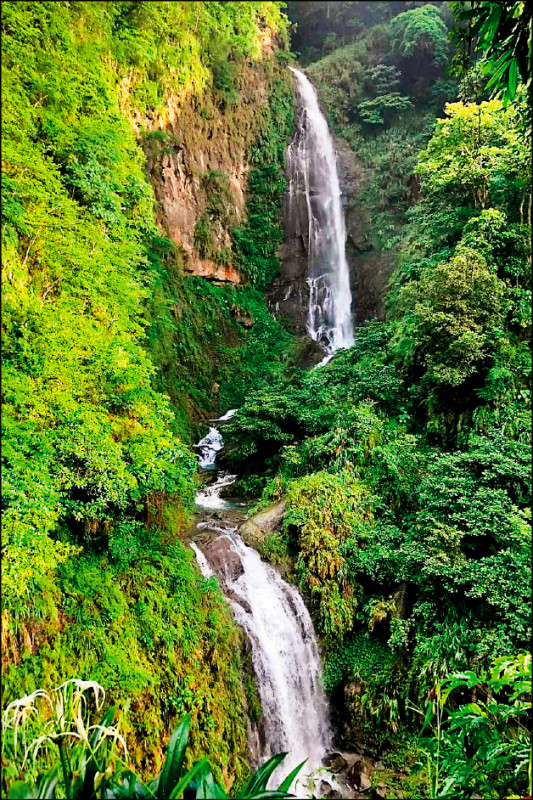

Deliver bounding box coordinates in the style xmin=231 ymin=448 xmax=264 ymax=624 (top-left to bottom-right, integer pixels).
xmin=140 ymin=57 xmax=281 ymax=284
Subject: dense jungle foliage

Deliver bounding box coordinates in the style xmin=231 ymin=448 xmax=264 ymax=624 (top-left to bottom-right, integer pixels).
xmin=2 ymin=1 xmax=531 ymax=798
xmin=2 ymin=0 xmax=294 ymax=791
xmin=222 ymin=1 xmax=532 ymax=796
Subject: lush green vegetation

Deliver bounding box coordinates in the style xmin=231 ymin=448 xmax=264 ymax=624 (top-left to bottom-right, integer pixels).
xmin=2 ymin=0 xmax=531 ymax=797
xmin=414 ymin=653 xmax=531 ymax=799
xmin=223 ymin=3 xmax=532 ymax=795
xmin=2 ymin=680 xmax=302 ymax=799
xmin=1 ymin=0 xmax=295 ymax=791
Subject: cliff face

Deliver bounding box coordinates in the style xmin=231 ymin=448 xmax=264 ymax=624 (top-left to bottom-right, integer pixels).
xmin=335 ymin=135 xmax=394 ymax=323
xmin=143 ymin=54 xmax=390 ymax=324
xmin=269 ymin=96 xmax=391 ymax=333
xmin=142 ymin=60 xmax=278 ymax=285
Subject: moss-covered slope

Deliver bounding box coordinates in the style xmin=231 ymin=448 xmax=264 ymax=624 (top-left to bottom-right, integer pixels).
xmin=1 ymin=1 xmax=294 ymax=786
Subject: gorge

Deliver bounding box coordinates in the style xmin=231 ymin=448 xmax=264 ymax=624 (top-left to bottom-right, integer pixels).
xmin=188 ymin=62 xmax=362 ymax=792
xmin=2 ymin=2 xmax=531 ymax=799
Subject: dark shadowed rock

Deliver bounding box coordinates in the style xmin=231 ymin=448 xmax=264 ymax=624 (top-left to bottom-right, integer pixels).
xmin=392 ymin=581 xmax=410 ymax=619
xmin=347 ymin=758 xmax=373 ymax=792
xmin=324 ymin=752 xmax=349 ymax=773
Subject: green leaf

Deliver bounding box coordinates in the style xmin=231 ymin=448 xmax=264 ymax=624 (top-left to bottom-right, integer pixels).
xmin=168 ymin=759 xmax=211 ymax=800
xmin=193 ymin=761 xmax=228 ymax=799
xmin=481 ymin=4 xmax=503 ymax=44
xmin=485 ymin=58 xmax=511 ymax=89
xmin=7 ymin=767 xmax=61 ymax=800
xmin=236 ymin=753 xmax=288 ymax=798
xmin=157 ymin=715 xmax=191 ymax=800
xmin=36 ymin=767 xmax=61 ymax=800
xmin=276 ymin=759 xmax=307 ymax=793
xmin=507 ymin=59 xmax=518 ymax=100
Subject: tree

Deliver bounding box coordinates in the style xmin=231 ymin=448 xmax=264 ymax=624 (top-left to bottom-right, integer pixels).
xmin=388 ymin=4 xmax=450 ymax=65
xmin=415 ymin=99 xmax=530 ymax=213
xmin=451 ymin=1 xmax=533 ymax=103
xmin=395 ymin=247 xmax=504 ymax=387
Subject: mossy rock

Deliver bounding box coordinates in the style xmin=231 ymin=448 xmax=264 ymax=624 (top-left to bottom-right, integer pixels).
xmin=239 ymin=501 xmax=286 ymax=547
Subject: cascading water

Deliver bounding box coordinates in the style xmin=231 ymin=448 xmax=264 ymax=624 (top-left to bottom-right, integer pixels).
xmin=195 ymin=410 xmax=238 ymax=509
xmin=287 ymin=67 xmax=354 ymax=355
xmin=193 ymin=532 xmax=333 ymax=792
xmin=196 ymin=426 xmax=224 ymax=469
xmin=191 ymin=414 xmax=334 ymax=794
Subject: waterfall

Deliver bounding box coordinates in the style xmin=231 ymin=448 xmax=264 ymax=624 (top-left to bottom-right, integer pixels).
xmin=196 ymin=426 xmax=224 ymax=469
xmin=191 ymin=415 xmax=334 ymax=794
xmin=193 ymin=532 xmax=333 ymax=792
xmin=287 ymin=67 xmax=354 ymax=354
xmin=195 ymin=470 xmax=238 ymax=510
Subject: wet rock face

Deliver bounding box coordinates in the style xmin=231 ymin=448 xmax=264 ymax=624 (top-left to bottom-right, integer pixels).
xmin=146 ymin=126 xmax=248 ymax=284
xmin=333 ymin=135 xmax=392 ymax=323
xmin=324 ymin=752 xmax=349 ymax=773
xmin=268 ymin=174 xmax=311 ymax=334
xmin=348 ymin=757 xmax=374 ymax=792
xmin=200 ymin=536 xmax=244 ymax=583
xmin=183 ymin=256 xmax=242 ymax=284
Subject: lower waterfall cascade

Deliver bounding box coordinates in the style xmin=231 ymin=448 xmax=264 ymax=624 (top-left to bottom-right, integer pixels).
xmin=191 ymin=415 xmax=337 ymax=794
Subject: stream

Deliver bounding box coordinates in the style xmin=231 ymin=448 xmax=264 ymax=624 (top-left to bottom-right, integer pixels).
xmin=190 ymin=414 xmax=345 ymax=795
xmin=189 ymin=68 xmax=359 ymax=797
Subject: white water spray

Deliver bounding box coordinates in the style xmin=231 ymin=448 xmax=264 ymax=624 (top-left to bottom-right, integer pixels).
xmin=288 ymin=67 xmax=354 ymax=354
xmin=195 ymin=470 xmax=238 ymax=510
xmin=196 ymin=426 xmax=224 ymax=469
xmin=193 ymin=532 xmax=333 ymax=792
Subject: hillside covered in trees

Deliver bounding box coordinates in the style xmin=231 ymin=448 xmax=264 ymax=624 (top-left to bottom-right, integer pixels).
xmin=1 ymin=2 xmax=531 ymax=799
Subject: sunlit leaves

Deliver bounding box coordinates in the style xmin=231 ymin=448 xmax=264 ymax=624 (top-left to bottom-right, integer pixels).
xmin=415 ymin=99 xmax=530 ymax=211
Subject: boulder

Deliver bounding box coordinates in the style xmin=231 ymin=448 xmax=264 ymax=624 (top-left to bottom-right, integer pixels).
xmin=347 ymin=758 xmax=373 ymax=793
xmin=201 ymin=536 xmax=243 ymax=583
xmin=239 ymin=501 xmax=286 ymax=546
xmin=324 ymin=752 xmax=349 ymax=773
xmin=238 ymin=519 xmax=262 ymax=544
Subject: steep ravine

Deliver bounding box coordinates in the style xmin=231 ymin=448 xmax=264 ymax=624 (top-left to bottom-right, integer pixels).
xmin=187 ymin=66 xmax=380 ymax=797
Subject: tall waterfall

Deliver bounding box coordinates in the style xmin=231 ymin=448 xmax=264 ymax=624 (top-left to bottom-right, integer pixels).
xmin=288 ymin=67 xmax=354 ymax=353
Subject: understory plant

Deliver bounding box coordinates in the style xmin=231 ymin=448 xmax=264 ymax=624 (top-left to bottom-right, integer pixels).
xmin=412 ymin=653 xmax=532 ymax=799
xmin=2 ymin=679 xmax=305 ymax=799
